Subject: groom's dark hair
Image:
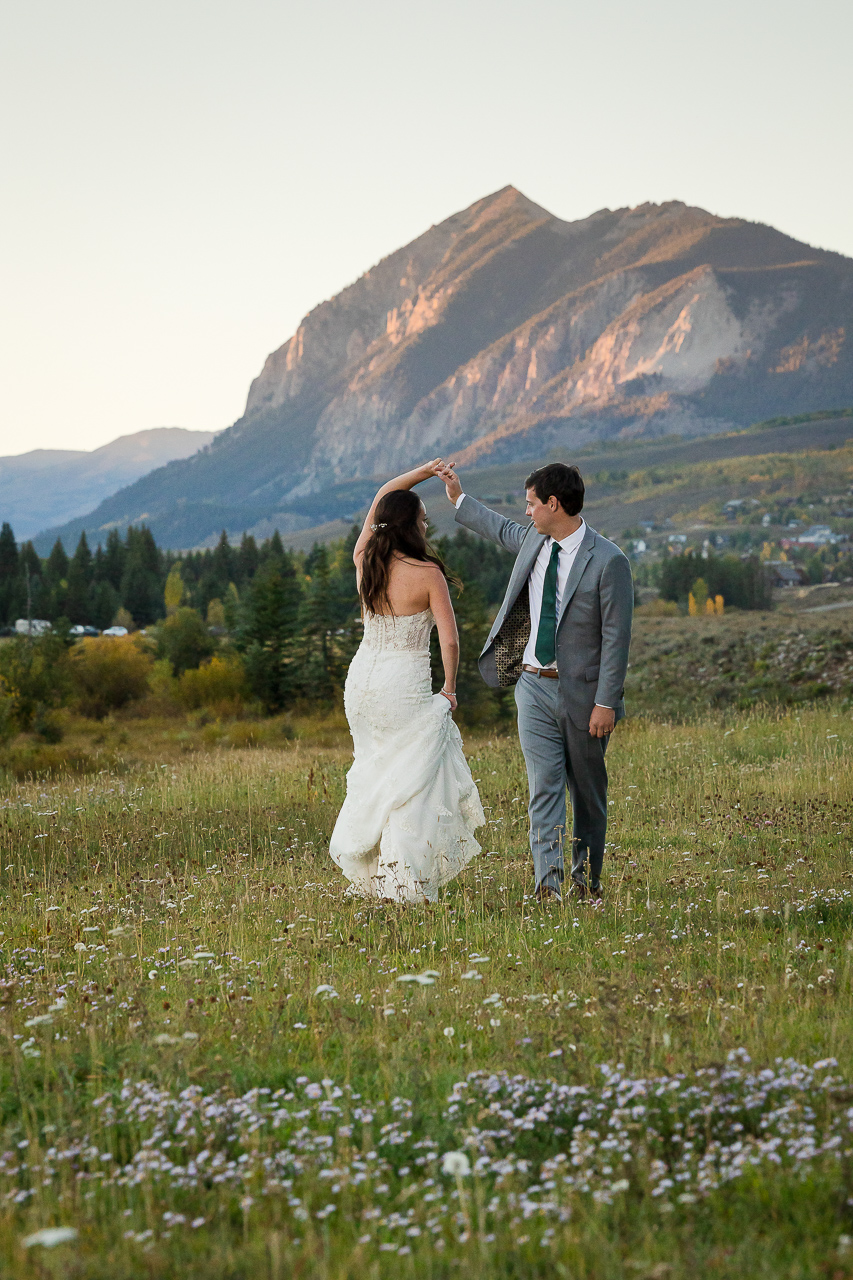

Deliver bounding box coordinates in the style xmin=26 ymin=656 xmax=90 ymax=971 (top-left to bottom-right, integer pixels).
xmin=525 ymin=463 xmax=584 ymax=516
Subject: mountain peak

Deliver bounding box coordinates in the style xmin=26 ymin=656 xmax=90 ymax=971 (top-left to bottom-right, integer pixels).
xmin=39 ymin=190 xmax=853 ymax=550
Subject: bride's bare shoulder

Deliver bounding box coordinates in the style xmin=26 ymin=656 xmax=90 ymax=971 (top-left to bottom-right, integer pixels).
xmin=392 ymin=554 xmax=441 ymax=576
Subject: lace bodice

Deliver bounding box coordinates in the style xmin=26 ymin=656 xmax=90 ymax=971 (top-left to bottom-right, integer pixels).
xmin=361 ymin=608 xmax=434 ymax=654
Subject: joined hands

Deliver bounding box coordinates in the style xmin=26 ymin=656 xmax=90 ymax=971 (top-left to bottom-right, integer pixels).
xmin=428 ymin=458 xmax=462 ymax=504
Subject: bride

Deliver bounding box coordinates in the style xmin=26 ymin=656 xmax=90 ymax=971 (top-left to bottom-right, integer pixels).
xmin=329 ymin=460 xmax=484 ymax=902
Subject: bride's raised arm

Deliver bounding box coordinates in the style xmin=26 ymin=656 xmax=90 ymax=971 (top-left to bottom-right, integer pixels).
xmin=352 ymin=459 xmax=444 ymax=565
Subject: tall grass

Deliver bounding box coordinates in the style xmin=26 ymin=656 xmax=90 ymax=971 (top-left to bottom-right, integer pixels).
xmin=0 ymin=703 xmax=851 ymax=1276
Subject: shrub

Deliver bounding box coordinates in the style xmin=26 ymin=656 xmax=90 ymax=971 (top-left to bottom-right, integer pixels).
xmin=70 ymin=636 xmax=154 ymax=719
xmin=0 ymin=633 xmax=71 ymax=730
xmin=636 ymin=597 xmax=679 ymax=617
xmin=0 ymin=743 xmax=99 ymax=779
xmin=176 ymin=655 xmax=248 ymax=711
xmin=155 ymin=607 xmax=215 ymax=676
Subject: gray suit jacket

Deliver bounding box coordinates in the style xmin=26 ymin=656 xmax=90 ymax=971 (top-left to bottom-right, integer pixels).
xmin=455 ymin=495 xmax=633 ymax=730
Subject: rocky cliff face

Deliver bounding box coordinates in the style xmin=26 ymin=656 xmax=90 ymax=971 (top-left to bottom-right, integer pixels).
xmin=43 ymin=187 xmax=853 ymax=548
xmin=238 ymin=188 xmax=853 ymax=495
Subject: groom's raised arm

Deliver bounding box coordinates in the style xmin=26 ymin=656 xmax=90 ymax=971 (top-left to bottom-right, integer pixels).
xmin=437 ymin=463 xmax=528 ymax=555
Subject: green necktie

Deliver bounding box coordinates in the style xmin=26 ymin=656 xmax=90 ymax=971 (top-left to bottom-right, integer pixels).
xmin=534 ymin=541 xmax=561 ymax=666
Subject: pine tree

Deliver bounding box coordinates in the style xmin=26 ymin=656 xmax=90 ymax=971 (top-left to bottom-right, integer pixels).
xmin=237 ymin=555 xmax=303 ymax=711
xmin=121 ymin=526 xmax=164 ymax=624
xmin=238 ymin=533 xmax=259 ymax=584
xmin=45 ymin=540 xmax=69 ymax=618
xmin=101 ymin=529 xmax=125 ymax=590
xmin=0 ymin=523 xmax=19 ymax=626
xmin=300 ymin=544 xmax=336 ymax=698
xmin=65 ymin=532 xmax=93 ymax=624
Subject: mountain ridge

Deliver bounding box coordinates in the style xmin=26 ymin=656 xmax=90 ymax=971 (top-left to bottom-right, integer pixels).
xmin=36 ymin=186 xmax=853 ymax=550
xmin=1 ymin=428 xmax=217 ymax=542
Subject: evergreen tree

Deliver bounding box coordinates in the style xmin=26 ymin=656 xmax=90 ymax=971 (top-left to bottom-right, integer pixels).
xmin=101 ymin=529 xmax=126 ymax=590
xmin=0 ymin=523 xmax=19 ymax=626
xmin=211 ymin=530 xmax=233 ymax=585
xmin=89 ymin=580 xmax=120 ymax=630
xmin=65 ymin=532 xmax=93 ymax=624
xmin=299 ymin=544 xmax=337 ymax=698
xmin=238 ymin=533 xmax=259 ymax=584
xmin=18 ymin=543 xmax=44 ymax=619
xmin=121 ymin=560 xmax=163 ymax=626
xmin=236 ymin=555 xmax=303 ymax=711
xmin=121 ymin=526 xmax=164 ymax=624
xmin=45 ymin=539 xmax=69 ymax=618
xmin=264 ymin=530 xmax=285 ymax=563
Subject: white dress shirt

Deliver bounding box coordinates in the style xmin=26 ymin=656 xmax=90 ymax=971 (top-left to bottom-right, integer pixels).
xmin=455 ymin=493 xmax=611 ymax=708
xmin=521 ymin=520 xmax=587 ymax=670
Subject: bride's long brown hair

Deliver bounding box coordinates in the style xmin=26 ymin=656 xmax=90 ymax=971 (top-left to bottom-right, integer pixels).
xmin=359 ymin=490 xmax=459 ymax=615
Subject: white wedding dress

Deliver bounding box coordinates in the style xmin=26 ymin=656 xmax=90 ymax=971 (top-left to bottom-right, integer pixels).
xmin=330 ymin=608 xmax=484 ymax=902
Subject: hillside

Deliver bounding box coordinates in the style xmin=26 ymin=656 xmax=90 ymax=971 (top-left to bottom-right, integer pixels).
xmin=411 ymin=408 xmax=853 ymax=544
xmin=3 ymin=428 xmax=216 ymax=542
xmin=41 ymin=187 xmax=853 ymax=550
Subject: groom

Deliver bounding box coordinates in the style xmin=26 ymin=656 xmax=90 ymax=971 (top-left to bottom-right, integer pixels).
xmin=437 ymin=461 xmax=633 ymax=902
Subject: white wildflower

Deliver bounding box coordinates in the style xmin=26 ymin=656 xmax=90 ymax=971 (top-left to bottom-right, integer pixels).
xmin=22 ymin=1227 xmax=78 ymax=1249
xmin=442 ymin=1151 xmax=471 ymax=1177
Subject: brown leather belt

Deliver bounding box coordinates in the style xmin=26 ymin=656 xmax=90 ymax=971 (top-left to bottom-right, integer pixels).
xmin=522 ymin=664 xmax=559 ymax=679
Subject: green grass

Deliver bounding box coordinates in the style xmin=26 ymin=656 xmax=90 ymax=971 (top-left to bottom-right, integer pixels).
xmin=1 ymin=703 xmax=853 ymax=1277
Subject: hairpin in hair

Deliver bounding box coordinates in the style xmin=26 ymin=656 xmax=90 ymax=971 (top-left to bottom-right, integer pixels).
xmin=370 ymin=522 xmax=387 ymax=531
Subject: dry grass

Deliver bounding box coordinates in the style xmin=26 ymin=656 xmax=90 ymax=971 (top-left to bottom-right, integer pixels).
xmin=0 ymin=702 xmax=852 ymax=1277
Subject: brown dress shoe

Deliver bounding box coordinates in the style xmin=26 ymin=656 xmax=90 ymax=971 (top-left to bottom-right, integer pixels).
xmin=535 ymin=885 xmax=562 ymax=905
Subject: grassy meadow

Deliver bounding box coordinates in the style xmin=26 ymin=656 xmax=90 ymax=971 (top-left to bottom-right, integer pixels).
xmin=1 ymin=692 xmax=853 ymax=1278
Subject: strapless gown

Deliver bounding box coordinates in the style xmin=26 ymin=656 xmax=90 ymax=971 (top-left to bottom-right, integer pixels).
xmin=329 ymin=608 xmax=484 ymax=902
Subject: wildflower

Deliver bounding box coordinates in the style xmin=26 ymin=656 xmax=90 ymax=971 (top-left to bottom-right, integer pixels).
xmin=24 ymin=1014 xmax=53 ymax=1027
xmin=22 ymin=1227 xmax=78 ymax=1249
xmin=74 ymin=943 xmax=87 ymax=953
xmin=441 ymin=1151 xmax=471 ymax=1177
xmin=460 ymin=971 xmax=483 ymax=981
xmin=314 ymin=984 xmax=338 ymax=999
xmin=443 ymin=1026 xmax=455 ymax=1038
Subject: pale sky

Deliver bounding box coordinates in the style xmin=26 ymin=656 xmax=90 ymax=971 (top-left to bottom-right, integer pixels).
xmin=1 ymin=0 xmax=851 ymax=456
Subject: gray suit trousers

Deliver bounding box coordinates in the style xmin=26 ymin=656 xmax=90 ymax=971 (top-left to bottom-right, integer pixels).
xmin=515 ymin=671 xmax=608 ymax=893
